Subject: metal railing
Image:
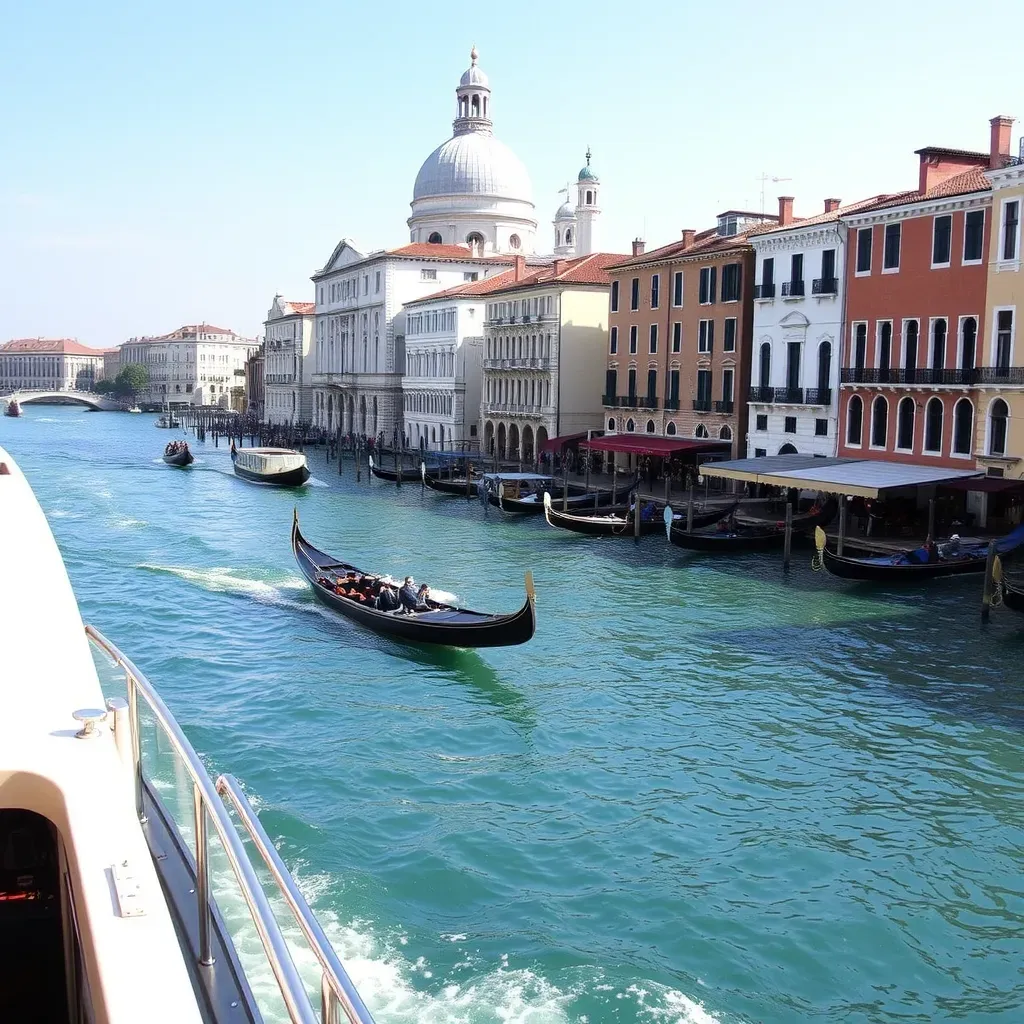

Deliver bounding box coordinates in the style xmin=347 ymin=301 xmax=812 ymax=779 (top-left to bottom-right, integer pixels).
xmin=714 ymin=399 xmax=734 ymax=413
xmin=839 ymin=366 xmax=1024 ymax=385
xmin=692 ymin=398 xmax=712 ymax=412
xmin=664 ymin=398 xmax=680 ymax=411
xmin=85 ymin=625 xmax=374 ymax=1024
xmin=781 ymin=280 xmax=805 ymax=297
xmin=753 ymin=283 xmax=775 ymax=299
xmin=812 ymin=277 xmax=838 ymax=295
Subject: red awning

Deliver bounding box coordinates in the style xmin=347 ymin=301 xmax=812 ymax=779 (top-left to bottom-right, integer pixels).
xmin=941 ymin=476 xmax=1024 ymax=495
xmin=539 ymin=431 xmax=593 ymax=453
xmin=583 ymin=436 xmax=730 ymax=457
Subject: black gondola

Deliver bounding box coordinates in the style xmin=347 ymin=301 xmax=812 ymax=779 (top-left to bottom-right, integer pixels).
xmin=667 ymin=499 xmax=838 ymax=552
xmin=543 ymin=492 xmax=738 ymax=537
xmin=1000 ymin=571 xmax=1024 ymax=614
xmin=369 ymin=455 xmax=441 ymax=483
xmin=292 ymin=512 xmax=536 ymax=648
xmin=814 ymin=523 xmax=1024 ymax=581
xmin=422 ymin=468 xmax=478 ymax=496
xmin=162 ymin=441 xmax=194 ymax=467
xmin=478 ymin=473 xmax=631 ymax=515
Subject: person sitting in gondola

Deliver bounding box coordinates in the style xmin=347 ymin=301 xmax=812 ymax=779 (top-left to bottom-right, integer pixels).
xmin=399 ymin=576 xmax=420 ymax=612
xmin=375 ymin=583 xmax=401 ymax=612
xmin=641 ymin=501 xmax=657 ymax=522
xmin=416 ymin=583 xmax=432 ymax=610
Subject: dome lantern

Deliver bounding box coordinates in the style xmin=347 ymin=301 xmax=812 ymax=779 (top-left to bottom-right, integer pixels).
xmin=454 ymin=45 xmax=492 ymax=136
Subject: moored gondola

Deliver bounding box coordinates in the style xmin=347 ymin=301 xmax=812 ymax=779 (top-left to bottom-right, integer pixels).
xmin=999 ymin=569 xmax=1024 ymax=614
xmin=421 ymin=463 xmax=478 ymax=496
xmin=478 ymin=472 xmax=629 ymax=515
xmin=543 ymin=492 xmax=738 ymax=537
xmin=162 ymin=440 xmax=194 ymax=467
xmin=813 ymin=523 xmax=1024 ymax=582
xmin=292 ymin=511 xmax=536 ymax=647
xmin=666 ymin=499 xmax=838 ymax=553
xmin=369 ymin=455 xmax=441 ymax=483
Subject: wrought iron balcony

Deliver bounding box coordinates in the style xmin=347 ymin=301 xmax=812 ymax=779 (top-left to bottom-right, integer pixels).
xmin=714 ymin=399 xmax=734 ymax=413
xmin=639 ymin=395 xmax=659 ymax=410
xmin=692 ymin=398 xmax=712 ymax=412
xmin=773 ymin=387 xmax=804 ymax=404
xmin=781 ymin=280 xmax=805 ymax=297
xmin=812 ymin=277 xmax=838 ymax=295
xmin=747 ymin=386 xmax=775 ymax=403
xmin=620 ymin=394 xmax=639 ymax=408
xmin=839 ymin=367 xmax=1007 ymax=385
xmin=975 ymin=366 xmax=1024 ymax=384
xmin=753 ymin=282 xmax=776 ymax=299
xmin=664 ymin=398 xmax=680 ymax=411
xmin=602 ymin=393 xmax=617 ymax=407
xmin=804 ymin=388 xmax=832 ymax=405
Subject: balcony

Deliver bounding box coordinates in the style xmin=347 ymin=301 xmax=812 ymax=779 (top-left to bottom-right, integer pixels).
xmin=664 ymin=398 xmax=680 ymax=412
xmin=639 ymin=395 xmax=659 ymax=410
xmin=692 ymin=398 xmax=712 ymax=412
xmin=812 ymin=277 xmax=838 ymax=295
xmin=747 ymin=386 xmax=775 ymax=403
xmin=780 ymin=280 xmax=805 ymax=298
xmin=602 ymin=393 xmax=617 ymax=407
xmin=714 ymin=399 xmax=734 ymax=413
xmin=746 ymin=386 xmax=833 ymax=405
xmin=620 ymin=394 xmax=639 ymax=409
xmin=840 ymin=367 xmax=1009 ymax=386
xmin=753 ymin=283 xmax=776 ymax=299
xmin=484 ymin=357 xmax=554 ymax=370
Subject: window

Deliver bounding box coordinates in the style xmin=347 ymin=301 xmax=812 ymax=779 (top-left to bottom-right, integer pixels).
xmin=672 ymin=271 xmax=683 ymax=307
xmin=630 ymin=278 xmax=640 ymax=310
xmin=722 ymin=368 xmax=734 ymax=402
xmin=510 ymin=234 xmax=521 ymax=249
xmin=611 ymin=280 xmax=619 ymax=312
xmin=784 ymin=416 xmax=797 ymax=433
xmin=629 ymin=325 xmax=638 ymax=354
xmin=883 ymin=223 xmax=901 ymax=271
xmin=815 ymin=418 xmax=828 ymax=437
xmin=626 ymin=418 xmax=635 ymax=432
xmin=989 ymin=399 xmax=1009 ymax=455
xmin=421 ymin=269 xmax=437 ymax=281
xmin=696 ymin=370 xmax=712 ymax=406
xmin=870 ymin=396 xmax=888 ymax=448
xmin=696 ymin=424 xmax=710 ymax=438
xmin=672 ymin=323 xmax=682 ymax=352
xmin=790 ymin=253 xmax=803 ymax=287
xmin=647 ymin=369 xmax=658 ymax=401
xmin=932 ymin=215 xmax=952 ymax=266
xmin=666 ymin=422 xmax=677 ymax=436
xmin=818 ymin=248 xmax=837 ymax=292
xmin=961 ymin=316 xmax=978 ymax=370
xmin=903 ymin=320 xmax=919 ymax=373
xmin=878 ymin=321 xmax=892 ymax=375
xmin=646 ymin=419 xmax=656 ymax=433
xmin=963 ymin=210 xmax=985 ymax=263
xmin=853 ymin=323 xmax=867 ymax=371
xmin=931 ymin=319 xmax=947 ymax=370
xmin=648 ymin=324 xmax=658 ymax=353
xmin=609 ymin=326 xmax=618 ymax=354
xmin=464 ymin=272 xmax=479 ymax=282
xmin=698 ymin=320 xmax=714 ymax=353
xmin=756 ymin=414 xmax=768 ymax=431
xmin=720 ymin=263 xmax=742 ymax=302
xmin=953 ymin=399 xmax=973 ymax=456
xmin=996 ymin=309 xmax=1013 ymax=369
xmin=668 ymin=370 xmax=680 ymax=406
xmin=650 ymin=274 xmax=660 ymax=309
xmin=627 ymin=368 xmax=637 ymax=397
xmin=720 ymin=425 xmax=733 ymax=440
xmin=847 ymin=395 xmax=863 ymax=445
xmin=856 ymin=228 xmax=873 ymax=273
xmin=758 ymin=342 xmax=771 ymax=388
xmin=1002 ymin=200 xmax=1020 ymax=262
xmin=897 ymin=396 xmax=915 ymax=451
xmin=723 ymin=318 xmax=737 ymax=352
xmin=755 ymin=447 xmax=767 ymax=457
xmin=761 ymin=257 xmax=775 ymax=289
xmin=924 ymin=398 xmax=944 ymax=453
xmin=699 ymin=267 xmax=717 ymax=304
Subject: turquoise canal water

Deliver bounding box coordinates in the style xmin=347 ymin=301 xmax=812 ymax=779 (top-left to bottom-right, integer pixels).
xmin=3 ymin=405 xmax=1023 ymax=1023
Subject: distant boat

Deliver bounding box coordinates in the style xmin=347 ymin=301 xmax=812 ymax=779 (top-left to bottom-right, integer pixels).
xmin=231 ymin=442 xmax=309 ymax=487
xmin=162 ymin=441 xmax=194 ymax=467
xmin=4 ymin=398 xmax=22 ymax=418
xmin=155 ymin=414 xmax=180 ymax=428
xmin=128 ymin=405 xmax=142 ymax=414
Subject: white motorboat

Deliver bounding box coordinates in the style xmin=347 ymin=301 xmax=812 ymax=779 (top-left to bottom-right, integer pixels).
xmin=0 ymin=444 xmax=373 ymax=1024
xmin=127 ymin=406 xmax=142 ymax=414
xmin=231 ymin=444 xmax=310 ymax=487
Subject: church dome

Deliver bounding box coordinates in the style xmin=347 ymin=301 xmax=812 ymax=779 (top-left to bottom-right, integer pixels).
xmin=554 ymin=200 xmax=575 ymax=221
xmin=413 ymin=126 xmax=533 ymax=203
xmin=578 ymin=164 xmax=597 ymax=182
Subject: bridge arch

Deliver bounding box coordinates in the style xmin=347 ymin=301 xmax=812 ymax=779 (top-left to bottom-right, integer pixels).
xmin=4 ymin=391 xmax=119 ymax=411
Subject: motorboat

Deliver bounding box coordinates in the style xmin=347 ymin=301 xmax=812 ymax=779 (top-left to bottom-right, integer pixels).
xmin=155 ymin=415 xmax=180 ymax=429
xmin=231 ymin=443 xmax=310 ymax=486
xmin=127 ymin=406 xmax=142 ymax=414
xmin=0 ymin=444 xmax=374 ymax=1024
xmin=4 ymin=397 xmax=22 ymax=418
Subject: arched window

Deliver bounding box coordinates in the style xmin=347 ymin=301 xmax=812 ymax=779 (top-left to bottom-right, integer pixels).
xmin=758 ymin=342 xmax=771 ymax=388
xmin=586 ymin=190 xmax=593 ymax=205
xmin=989 ymin=399 xmax=1009 ymax=455
xmin=847 ymin=395 xmax=863 ymax=446
xmin=466 ymin=231 xmax=485 ymax=250
xmin=779 ymin=443 xmax=798 ymax=455
xmin=961 ymin=317 xmax=977 ymax=371
xmin=625 ymin=418 xmax=635 ymax=431
xmin=666 ymin=422 xmax=677 ymax=436
xmin=566 ymin=228 xmax=573 ymax=246
xmin=870 ymin=396 xmax=888 ymax=448
xmin=878 ymin=321 xmax=892 ymax=376
xmin=646 ymin=420 xmax=656 ymax=433
xmin=931 ymin=318 xmax=947 ymax=370
xmin=853 ymin=323 xmax=867 ymax=371
xmin=607 ymin=417 xmax=615 ymax=431
xmin=896 ymin=396 xmax=915 ymax=450
xmin=695 ymin=423 xmax=709 ymax=439
xmin=924 ymin=398 xmax=943 ymax=453
xmin=904 ymin=319 xmax=919 ymax=373
xmin=509 ymin=234 xmax=521 ymax=250
xmin=953 ymin=398 xmax=973 ymax=456
xmin=428 ymin=231 xmax=443 ymax=244
xmin=720 ymin=425 xmax=732 ymax=440
xmin=471 ymin=95 xmax=480 ymax=117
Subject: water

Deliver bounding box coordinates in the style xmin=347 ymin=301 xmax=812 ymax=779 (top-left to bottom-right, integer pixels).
xmin=4 ymin=405 xmax=1023 ymax=1024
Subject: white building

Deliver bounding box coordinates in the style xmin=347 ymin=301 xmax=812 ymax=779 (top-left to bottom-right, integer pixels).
xmin=746 ymin=197 xmax=878 ymax=457
xmin=264 ymin=296 xmax=315 ymax=425
xmin=120 ymin=323 xmax=257 ymax=409
xmin=552 ymin=150 xmax=602 ymax=258
xmin=0 ymin=338 xmax=111 ymax=392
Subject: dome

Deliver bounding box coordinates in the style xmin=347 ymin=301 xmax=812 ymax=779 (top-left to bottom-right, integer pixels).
xmin=578 ymin=164 xmax=598 ymax=182
xmin=413 ymin=132 xmax=533 ymax=203
xmin=554 ymin=201 xmax=575 ymax=221
xmin=460 ymin=65 xmax=489 ymax=88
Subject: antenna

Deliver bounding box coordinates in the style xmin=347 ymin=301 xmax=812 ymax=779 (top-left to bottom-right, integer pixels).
xmin=758 ymin=173 xmax=792 ymax=215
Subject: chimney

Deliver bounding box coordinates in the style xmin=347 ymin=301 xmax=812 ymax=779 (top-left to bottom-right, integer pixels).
xmin=680 ymin=228 xmax=695 ymax=248
xmin=990 ymin=115 xmax=1014 ymax=169
xmin=632 ymin=237 xmax=645 ymax=257
xmin=778 ymin=196 xmax=794 ymax=226
xmin=514 ymin=255 xmax=526 ymax=281
xmin=553 ymin=259 xmax=565 ymax=276
xmin=824 ymin=198 xmax=841 ymax=213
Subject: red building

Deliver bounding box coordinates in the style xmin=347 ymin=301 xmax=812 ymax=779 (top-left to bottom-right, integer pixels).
xmin=837 ymin=117 xmax=1013 ymax=468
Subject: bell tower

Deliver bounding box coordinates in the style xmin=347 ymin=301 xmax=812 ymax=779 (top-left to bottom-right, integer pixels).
xmin=574 ymin=147 xmax=601 ymax=255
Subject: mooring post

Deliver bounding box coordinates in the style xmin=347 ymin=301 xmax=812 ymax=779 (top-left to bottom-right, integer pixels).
xmin=783 ymin=502 xmax=793 ymax=569
xmin=927 ymin=497 xmax=936 ymax=540
xmin=686 ymin=482 xmax=694 ymax=533
xmin=612 ymin=464 xmax=618 ymax=505
xmin=634 ymin=491 xmax=641 ymax=544
xmin=562 ymin=471 xmax=569 ymax=512
xmin=838 ymin=497 xmax=847 ymax=557
xmin=982 ymin=541 xmax=997 ymax=623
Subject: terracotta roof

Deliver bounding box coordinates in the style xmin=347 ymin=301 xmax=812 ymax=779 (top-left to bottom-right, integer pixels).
xmin=853 ymin=167 xmax=991 ymax=215
xmin=385 ymin=243 xmax=512 ymax=262
xmin=289 ymin=301 xmax=315 ymax=315
xmin=483 ymin=252 xmax=630 ymax=295
xmin=748 ymin=195 xmax=893 ymax=235
xmin=1 ymin=338 xmax=109 ymax=356
xmin=913 ymin=146 xmax=989 ymax=162
xmin=408 ymin=269 xmax=521 ymax=304
xmin=608 ymin=227 xmax=759 ymax=270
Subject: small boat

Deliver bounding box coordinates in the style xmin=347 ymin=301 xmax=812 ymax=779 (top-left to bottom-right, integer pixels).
xmin=155 ymin=415 xmax=180 ymax=428
xmin=292 ymin=512 xmax=536 ymax=647
xmin=478 ymin=472 xmax=626 ymax=515
xmin=543 ymin=492 xmax=738 ymax=537
xmin=813 ymin=522 xmax=1024 ymax=581
xmin=999 ymin=568 xmax=1024 ymax=614
xmin=421 ymin=462 xmax=480 ymax=496
xmin=368 ymin=455 xmax=440 ymax=483
xmin=128 ymin=405 xmax=142 ymax=414
xmin=667 ymin=499 xmax=838 ymax=552
xmin=4 ymin=397 xmax=22 ymax=418
xmin=162 ymin=440 xmax=194 ymax=467
xmin=231 ymin=442 xmax=310 ymax=486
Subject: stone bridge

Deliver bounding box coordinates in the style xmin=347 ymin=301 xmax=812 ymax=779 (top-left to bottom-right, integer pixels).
xmin=1 ymin=391 xmax=123 ymax=412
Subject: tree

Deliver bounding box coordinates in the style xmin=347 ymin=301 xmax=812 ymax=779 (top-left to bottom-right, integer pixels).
xmin=114 ymin=363 xmax=149 ymax=398
xmin=93 ymin=379 xmax=115 ymax=395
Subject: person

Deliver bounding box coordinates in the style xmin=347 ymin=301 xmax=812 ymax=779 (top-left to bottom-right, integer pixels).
xmin=375 ymin=583 xmax=401 ymax=611
xmin=940 ymin=533 xmax=961 ymax=559
xmin=641 ymin=500 xmax=657 ymax=522
xmin=399 ymin=576 xmax=420 ymax=612
xmin=416 ymin=583 xmax=432 ymax=610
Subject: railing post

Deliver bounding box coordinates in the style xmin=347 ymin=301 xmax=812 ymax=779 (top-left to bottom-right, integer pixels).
xmin=193 ymin=783 xmax=215 ymax=966
xmin=126 ymin=674 xmax=147 ymax=824
xmin=321 ymin=974 xmax=340 ymax=1024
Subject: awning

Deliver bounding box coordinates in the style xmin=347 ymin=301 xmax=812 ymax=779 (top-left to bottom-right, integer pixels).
xmin=940 ymin=476 xmax=1024 ymax=495
xmin=539 ymin=430 xmax=594 ymax=453
xmin=583 ymin=436 xmax=731 ymax=457
xmin=698 ymin=455 xmax=984 ymax=500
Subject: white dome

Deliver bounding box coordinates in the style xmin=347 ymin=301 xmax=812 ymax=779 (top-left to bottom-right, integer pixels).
xmin=555 ymin=201 xmax=576 ymax=221
xmin=460 ymin=65 xmax=489 ymax=88
xmin=413 ymin=133 xmax=533 ymax=203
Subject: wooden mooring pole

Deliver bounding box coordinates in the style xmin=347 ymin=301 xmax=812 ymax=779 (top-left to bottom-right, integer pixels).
xmin=783 ymin=503 xmax=793 ymax=569
xmin=686 ymin=483 xmax=695 ymax=533
xmin=838 ymin=497 xmax=847 ymax=556
xmin=982 ymin=541 xmax=998 ymax=623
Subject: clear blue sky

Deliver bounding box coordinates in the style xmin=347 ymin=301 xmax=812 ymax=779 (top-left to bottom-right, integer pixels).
xmin=2 ymin=0 xmax=1020 ymax=346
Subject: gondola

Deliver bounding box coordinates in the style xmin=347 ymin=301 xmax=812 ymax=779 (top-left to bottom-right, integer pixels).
xmin=4 ymin=398 xmax=22 ymax=418
xmin=543 ymin=492 xmax=738 ymax=537
xmin=667 ymin=499 xmax=838 ymax=553
xmin=369 ymin=455 xmax=440 ymax=483
xmin=421 ymin=464 xmax=479 ymax=497
xmin=291 ymin=512 xmax=536 ymax=647
xmin=813 ymin=522 xmax=1024 ymax=582
xmin=478 ymin=472 xmax=630 ymax=516
xmin=162 ymin=441 xmax=194 ymax=467
xmin=999 ymin=569 xmax=1024 ymax=614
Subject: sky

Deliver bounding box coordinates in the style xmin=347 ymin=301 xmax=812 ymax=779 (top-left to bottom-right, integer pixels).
xmin=2 ymin=0 xmax=1021 ymax=347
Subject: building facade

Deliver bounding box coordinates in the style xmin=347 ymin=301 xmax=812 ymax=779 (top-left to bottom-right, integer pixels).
xmin=244 ymin=343 xmax=265 ymax=418
xmin=0 ymin=338 xmax=109 ymax=392
xmin=120 ymin=324 xmax=257 ymax=408
xmin=264 ymin=296 xmax=315 ymax=425
xmin=481 ymin=253 xmax=625 ymax=461
xmin=747 ymin=196 xmax=879 ymax=458
xmin=605 ymin=211 xmax=776 ymax=460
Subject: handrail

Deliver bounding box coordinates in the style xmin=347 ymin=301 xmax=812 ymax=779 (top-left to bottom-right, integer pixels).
xmin=217 ymin=775 xmax=375 ymax=1024
xmin=85 ymin=625 xmax=367 ymax=1024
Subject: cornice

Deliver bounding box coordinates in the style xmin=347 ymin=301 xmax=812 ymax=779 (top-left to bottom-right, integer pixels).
xmin=986 ymin=163 xmax=1024 ymax=189
xmin=751 ymin=224 xmax=844 ymax=254
xmin=843 ymin=191 xmax=991 ymax=227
